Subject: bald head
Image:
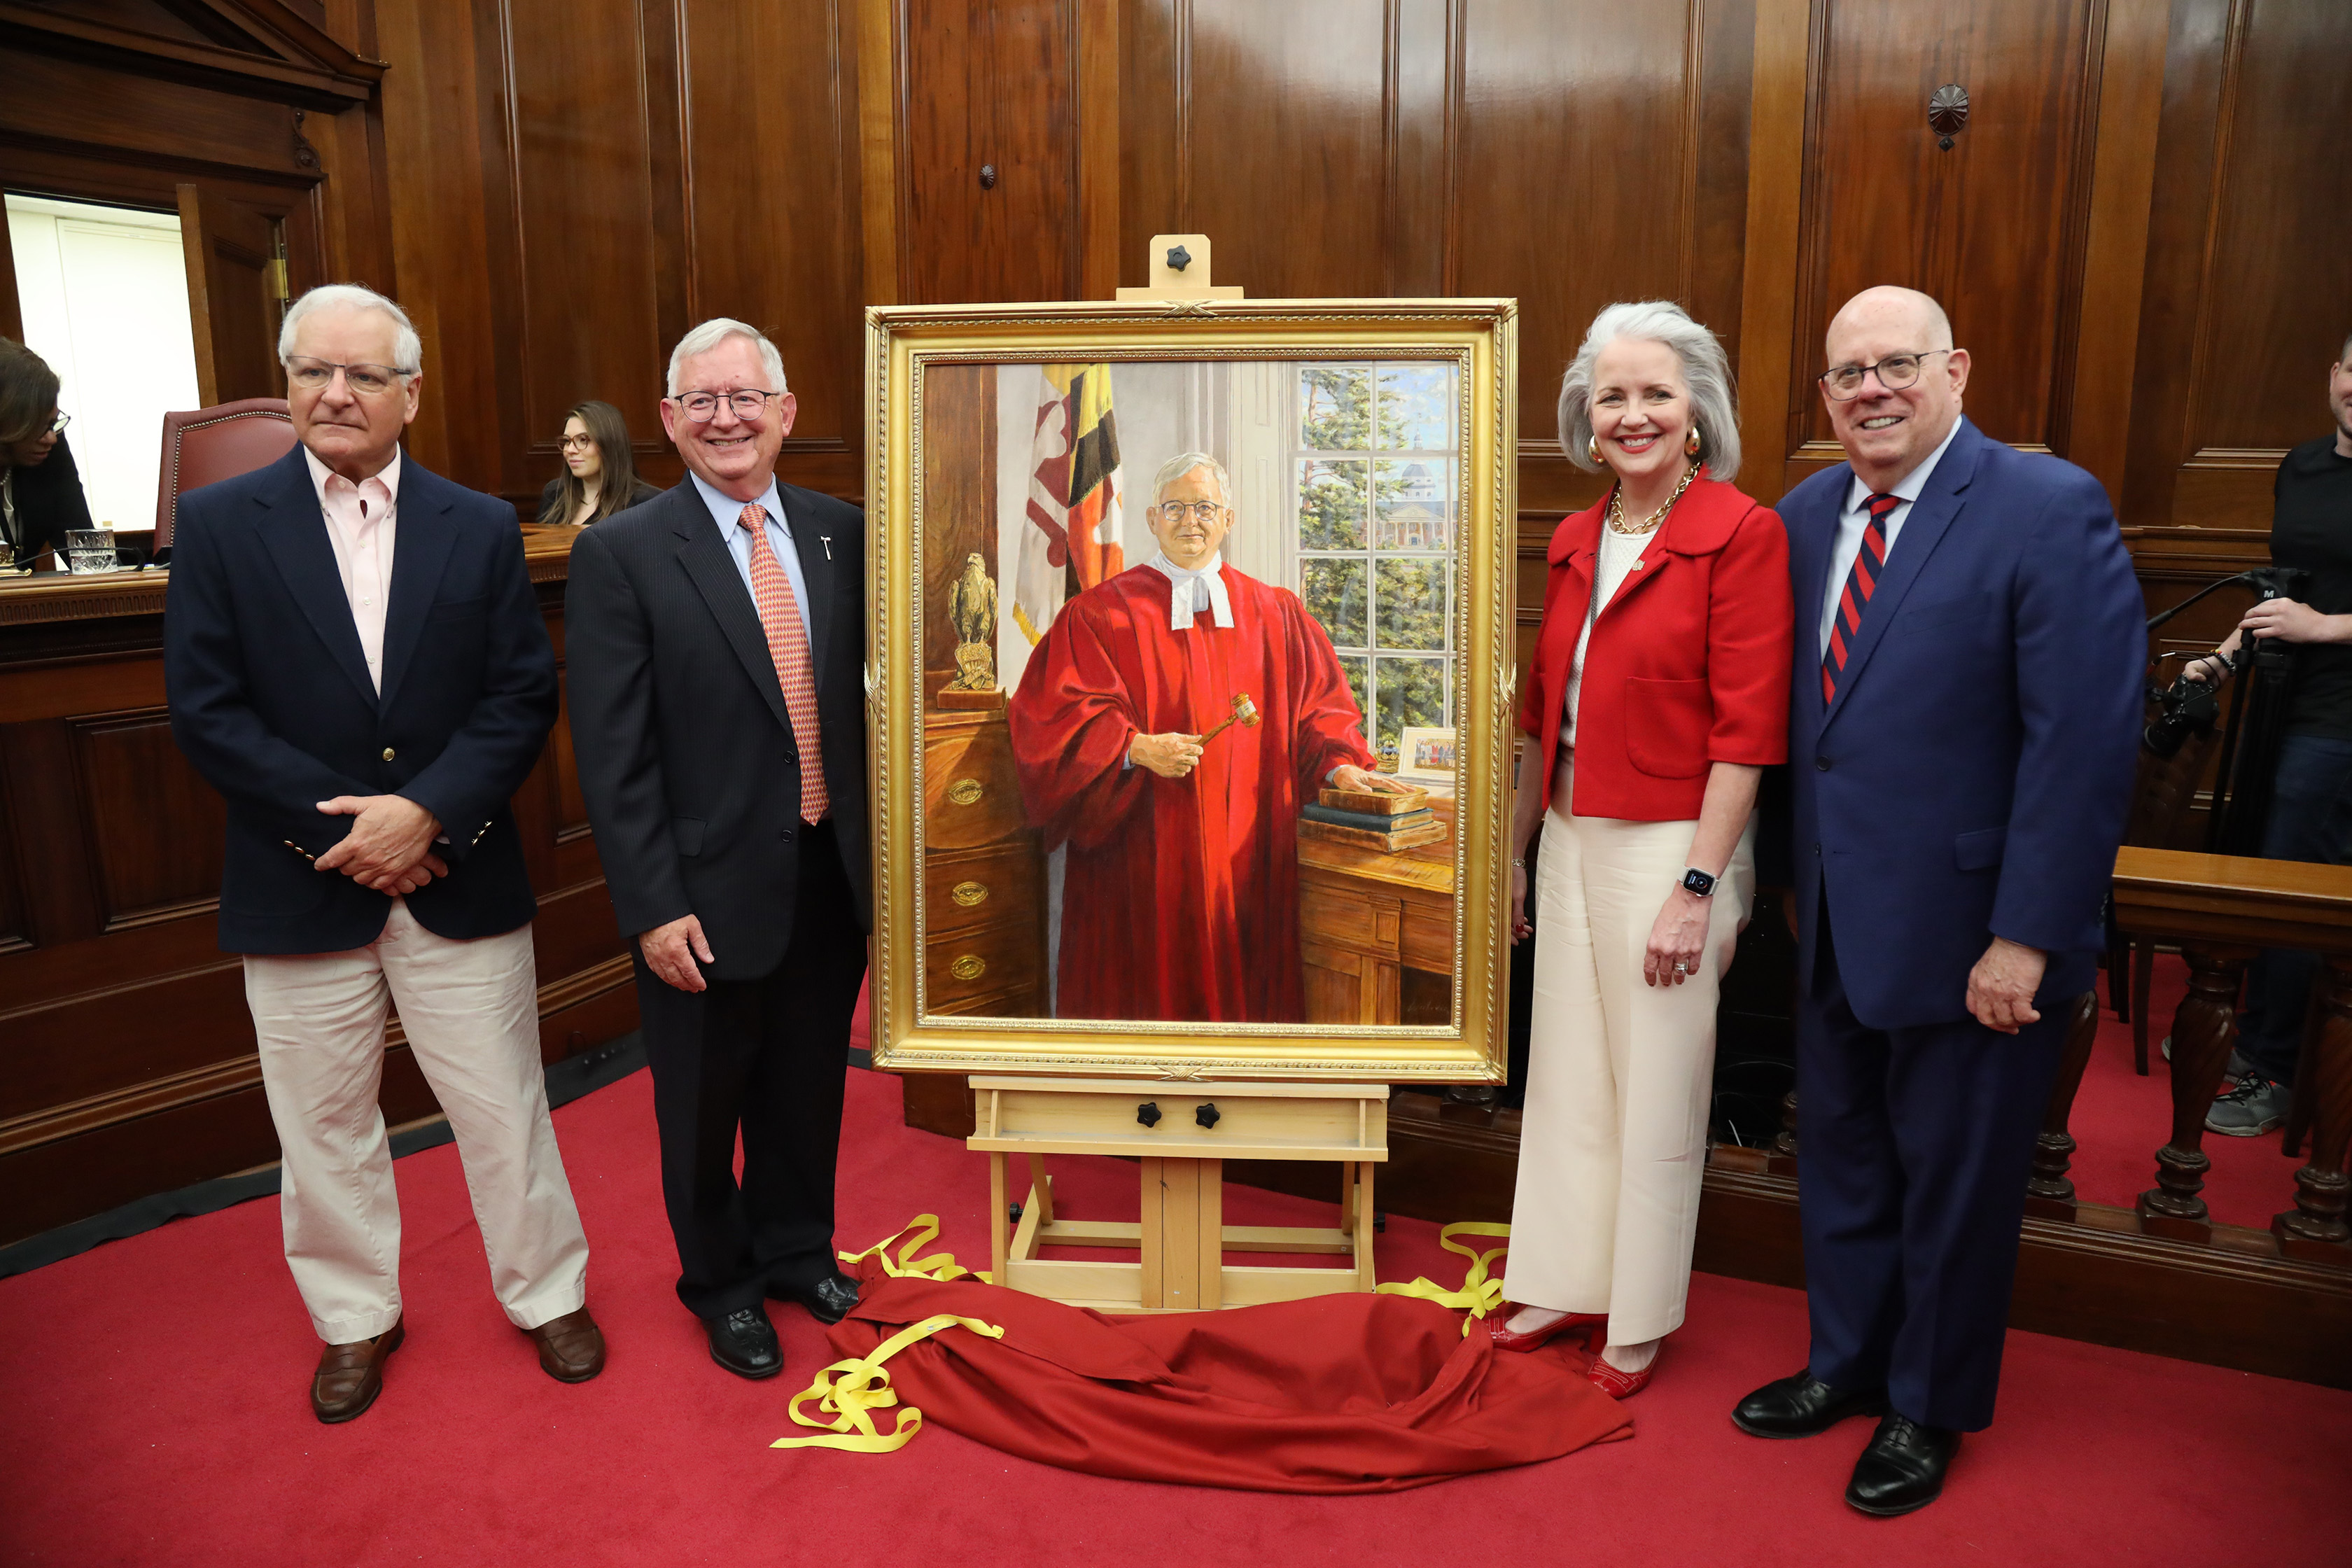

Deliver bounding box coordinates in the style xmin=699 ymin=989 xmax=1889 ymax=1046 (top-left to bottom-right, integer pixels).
xmin=1820 ymin=285 xmax=1969 ymax=491
xmin=1828 ymin=286 xmax=1953 ymax=358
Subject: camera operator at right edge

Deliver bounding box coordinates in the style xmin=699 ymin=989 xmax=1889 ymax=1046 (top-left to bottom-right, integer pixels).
xmin=2180 ymin=336 xmax=2352 ymax=1138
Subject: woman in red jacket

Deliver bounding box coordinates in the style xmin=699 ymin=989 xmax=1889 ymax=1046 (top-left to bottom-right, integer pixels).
xmin=1490 ymin=302 xmax=1792 ymax=1397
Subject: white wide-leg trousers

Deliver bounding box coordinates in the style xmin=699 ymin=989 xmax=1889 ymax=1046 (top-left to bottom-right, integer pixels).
xmin=242 ymin=899 xmax=590 ymax=1342
xmin=1503 ymin=759 xmax=1754 ymax=1345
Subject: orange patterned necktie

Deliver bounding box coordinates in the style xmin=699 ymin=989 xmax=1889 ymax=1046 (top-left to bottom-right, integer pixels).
xmin=741 ymin=503 xmax=830 ymax=822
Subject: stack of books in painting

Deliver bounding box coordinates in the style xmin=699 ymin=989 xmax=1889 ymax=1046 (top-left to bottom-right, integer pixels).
xmin=1298 ymin=784 xmax=1446 ymax=853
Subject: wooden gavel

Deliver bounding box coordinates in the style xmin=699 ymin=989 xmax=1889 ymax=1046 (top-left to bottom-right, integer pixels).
xmin=1199 ymin=692 xmax=1261 ymax=745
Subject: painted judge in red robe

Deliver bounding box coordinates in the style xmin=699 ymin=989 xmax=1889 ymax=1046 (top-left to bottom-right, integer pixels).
xmin=1007 ymin=452 xmax=1398 ymax=1022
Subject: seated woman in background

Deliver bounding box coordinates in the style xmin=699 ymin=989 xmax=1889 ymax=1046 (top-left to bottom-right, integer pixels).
xmin=1493 ymin=300 xmax=1793 ymax=1399
xmin=0 ymin=337 xmax=95 ymax=569
xmin=538 ymin=398 xmax=659 ymax=526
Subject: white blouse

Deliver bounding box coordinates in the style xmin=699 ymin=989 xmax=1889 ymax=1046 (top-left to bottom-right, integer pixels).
xmin=1562 ymin=522 xmax=1654 ymax=746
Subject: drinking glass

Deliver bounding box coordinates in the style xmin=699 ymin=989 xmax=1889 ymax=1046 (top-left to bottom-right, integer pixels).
xmin=65 ymin=530 xmax=117 ymax=574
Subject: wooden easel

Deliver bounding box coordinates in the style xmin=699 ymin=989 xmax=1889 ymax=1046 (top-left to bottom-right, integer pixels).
xmin=967 ymin=237 xmax=1388 ymax=1313
xmin=970 ymin=1077 xmax=1387 ymax=1312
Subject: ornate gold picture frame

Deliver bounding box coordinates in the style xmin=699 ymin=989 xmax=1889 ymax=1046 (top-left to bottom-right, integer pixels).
xmin=865 ymin=299 xmax=1516 ymax=1082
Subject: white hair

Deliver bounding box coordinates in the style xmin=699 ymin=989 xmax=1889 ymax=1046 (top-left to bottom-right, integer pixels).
xmin=666 ymin=318 xmax=788 ymax=397
xmin=1152 ymin=450 xmax=1231 ymax=507
xmin=279 ymin=284 xmax=421 ymax=375
xmin=1558 ymin=300 xmax=1741 ymax=484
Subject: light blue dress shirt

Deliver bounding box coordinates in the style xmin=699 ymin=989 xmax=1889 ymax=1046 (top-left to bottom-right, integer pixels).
xmin=690 ymin=469 xmax=811 ymax=630
xmin=1817 ymin=416 xmax=1963 ymax=659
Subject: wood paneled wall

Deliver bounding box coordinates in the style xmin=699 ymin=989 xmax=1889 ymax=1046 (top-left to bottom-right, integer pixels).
xmin=370 ymin=0 xmax=870 ymax=509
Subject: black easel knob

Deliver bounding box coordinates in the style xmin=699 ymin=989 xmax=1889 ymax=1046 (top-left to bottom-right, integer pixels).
xmin=1136 ymin=1101 xmax=1162 ymax=1128
xmin=1194 ymin=1102 xmax=1221 ymax=1128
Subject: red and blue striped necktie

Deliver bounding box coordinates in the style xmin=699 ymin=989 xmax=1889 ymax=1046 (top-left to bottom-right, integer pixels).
xmin=1821 ymin=491 xmax=1901 ymax=704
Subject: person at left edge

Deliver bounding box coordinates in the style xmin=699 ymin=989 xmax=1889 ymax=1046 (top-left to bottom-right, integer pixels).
xmin=164 ymin=284 xmax=600 ymax=1424
xmin=563 ymin=318 xmax=871 ymax=1381
xmin=0 ymin=337 xmax=97 ymax=568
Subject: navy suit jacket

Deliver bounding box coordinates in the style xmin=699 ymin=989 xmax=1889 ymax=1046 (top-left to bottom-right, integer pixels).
xmin=563 ymin=479 xmax=872 ymax=982
xmin=165 ymin=445 xmax=559 ymax=955
xmin=1774 ymin=418 xmax=2144 ymax=1030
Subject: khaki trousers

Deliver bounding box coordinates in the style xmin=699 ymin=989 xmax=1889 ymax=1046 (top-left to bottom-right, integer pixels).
xmin=242 ymin=899 xmax=589 ymax=1342
xmin=1504 ymin=759 xmax=1754 ymax=1344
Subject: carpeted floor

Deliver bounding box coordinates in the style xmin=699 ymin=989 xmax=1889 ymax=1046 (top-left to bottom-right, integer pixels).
xmin=2 ymin=1055 xmax=2345 ymax=1567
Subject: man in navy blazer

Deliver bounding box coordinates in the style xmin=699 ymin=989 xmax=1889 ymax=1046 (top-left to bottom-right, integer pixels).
xmin=1732 ymin=288 xmax=2144 ymax=1514
xmin=166 ymin=284 xmax=601 ymax=1423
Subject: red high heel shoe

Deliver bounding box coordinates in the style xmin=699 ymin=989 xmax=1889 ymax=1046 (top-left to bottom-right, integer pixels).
xmin=1485 ymin=1310 xmax=1605 ymax=1354
xmin=1586 ymin=1346 xmax=1659 ymax=1399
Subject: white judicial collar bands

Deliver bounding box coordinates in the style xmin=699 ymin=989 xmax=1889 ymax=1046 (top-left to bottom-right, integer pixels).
xmin=1144 ymin=550 xmax=1235 ymax=631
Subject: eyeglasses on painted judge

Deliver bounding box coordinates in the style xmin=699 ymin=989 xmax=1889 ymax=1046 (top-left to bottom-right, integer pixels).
xmin=1152 ymin=500 xmax=1229 ymax=523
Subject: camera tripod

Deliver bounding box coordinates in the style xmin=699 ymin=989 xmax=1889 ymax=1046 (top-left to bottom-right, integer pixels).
xmin=2143 ymin=566 xmax=2309 ymax=855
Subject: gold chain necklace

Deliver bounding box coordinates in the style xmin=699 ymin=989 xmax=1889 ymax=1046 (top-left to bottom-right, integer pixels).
xmin=1605 ymin=461 xmax=1701 ymax=536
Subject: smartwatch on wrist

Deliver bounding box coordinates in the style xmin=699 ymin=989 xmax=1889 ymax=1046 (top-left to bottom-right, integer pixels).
xmin=1681 ymin=867 xmax=1717 ymax=898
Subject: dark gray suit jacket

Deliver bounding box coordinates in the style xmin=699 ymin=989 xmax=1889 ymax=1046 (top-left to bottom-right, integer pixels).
xmin=563 ymin=477 xmax=871 ymax=980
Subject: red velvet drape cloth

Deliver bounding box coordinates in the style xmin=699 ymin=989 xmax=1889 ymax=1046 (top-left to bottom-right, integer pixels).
xmin=827 ymin=1261 xmax=1632 ymax=1493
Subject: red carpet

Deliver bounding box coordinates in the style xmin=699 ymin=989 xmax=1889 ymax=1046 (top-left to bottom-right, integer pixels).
xmin=2070 ymin=953 xmax=2308 ymax=1229
xmin=3 ymin=1058 xmax=2346 ymax=1567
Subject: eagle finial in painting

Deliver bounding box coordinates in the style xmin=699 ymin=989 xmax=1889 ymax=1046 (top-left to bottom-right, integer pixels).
xmin=945 ymin=552 xmax=1000 ymax=692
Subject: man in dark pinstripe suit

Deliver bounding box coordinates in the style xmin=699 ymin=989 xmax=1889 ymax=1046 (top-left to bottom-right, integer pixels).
xmin=564 ymin=318 xmax=871 ymax=1380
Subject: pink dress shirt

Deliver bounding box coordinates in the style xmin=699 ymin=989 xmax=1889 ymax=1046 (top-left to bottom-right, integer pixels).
xmin=304 ymin=447 xmax=400 ymax=693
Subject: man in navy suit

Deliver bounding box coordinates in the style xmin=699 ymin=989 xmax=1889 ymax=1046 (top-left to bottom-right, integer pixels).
xmin=166 ymin=284 xmax=601 ymax=1423
xmin=564 ymin=320 xmax=871 ymax=1381
xmin=1731 ymin=287 xmax=2144 ymax=1513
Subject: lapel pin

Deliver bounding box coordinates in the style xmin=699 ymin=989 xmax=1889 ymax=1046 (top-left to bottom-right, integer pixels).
xmin=818 ymin=536 xmax=834 ymax=560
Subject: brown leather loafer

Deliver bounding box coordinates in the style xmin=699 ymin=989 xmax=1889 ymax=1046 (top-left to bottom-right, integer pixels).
xmin=312 ymin=1319 xmax=404 ymax=1424
xmin=526 ymin=1306 xmax=606 ymax=1382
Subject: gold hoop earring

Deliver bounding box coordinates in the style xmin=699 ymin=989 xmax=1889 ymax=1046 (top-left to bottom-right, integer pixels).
xmin=1587 ymin=434 xmax=1602 ymax=465
xmin=1685 ymin=428 xmax=1702 ymax=457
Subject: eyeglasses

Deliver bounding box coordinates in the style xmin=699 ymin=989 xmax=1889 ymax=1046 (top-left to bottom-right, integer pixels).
xmin=285 ymin=356 xmax=411 ymax=396
xmin=1819 ymin=348 xmax=1954 ymax=400
xmin=49 ymin=411 xmax=71 ymax=435
xmin=1154 ymin=500 xmax=1228 ymax=523
xmin=670 ymin=389 xmax=780 ymax=422
xmin=558 ymin=433 xmax=596 ymax=451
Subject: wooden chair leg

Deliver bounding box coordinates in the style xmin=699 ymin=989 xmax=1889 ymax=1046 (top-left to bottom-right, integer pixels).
xmin=2108 ymin=930 xmax=2132 ymax=1022
xmin=2132 ymin=937 xmax=2155 ymax=1075
xmin=2283 ymin=968 xmax=2329 ymax=1158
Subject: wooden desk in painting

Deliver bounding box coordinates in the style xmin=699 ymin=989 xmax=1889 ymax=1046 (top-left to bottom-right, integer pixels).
xmin=1297 ymin=798 xmax=1457 ymax=1027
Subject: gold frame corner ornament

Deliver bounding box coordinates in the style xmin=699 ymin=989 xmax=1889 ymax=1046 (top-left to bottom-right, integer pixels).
xmin=865 ymin=298 xmax=1519 ymax=1083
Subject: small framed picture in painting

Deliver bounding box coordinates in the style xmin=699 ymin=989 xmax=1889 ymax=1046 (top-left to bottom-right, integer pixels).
xmin=1394 ymin=726 xmax=1460 ymax=788
xmin=864 ymin=297 xmax=1517 ymax=1084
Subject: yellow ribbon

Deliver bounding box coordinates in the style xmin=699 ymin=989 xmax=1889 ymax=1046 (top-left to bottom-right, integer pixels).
xmin=836 ymin=1212 xmax=992 ymax=1286
xmin=1374 ymin=1221 xmax=1511 ymax=1336
xmin=771 ymin=1312 xmax=1005 ymax=1453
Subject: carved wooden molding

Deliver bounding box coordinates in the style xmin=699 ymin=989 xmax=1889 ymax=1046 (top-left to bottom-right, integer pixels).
xmin=0 ymin=2 xmax=384 ymax=110
xmin=0 ymin=952 xmax=636 ymax=1161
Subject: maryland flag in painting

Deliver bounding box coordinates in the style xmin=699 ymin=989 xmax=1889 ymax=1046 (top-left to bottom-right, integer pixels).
xmin=1013 ymin=363 xmax=1124 ymax=644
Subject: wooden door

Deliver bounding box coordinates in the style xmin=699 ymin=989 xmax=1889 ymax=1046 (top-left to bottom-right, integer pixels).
xmin=176 ymin=182 xmax=283 ymax=405
xmin=1779 ymin=0 xmax=2103 ymax=492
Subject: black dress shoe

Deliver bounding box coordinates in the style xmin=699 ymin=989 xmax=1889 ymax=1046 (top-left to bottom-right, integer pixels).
xmin=771 ymin=1270 xmax=861 ymax=1326
xmin=1847 ymin=1414 xmax=1960 ymax=1516
xmin=1731 ymin=1369 xmax=1889 ymax=1438
xmin=705 ymin=1306 xmax=783 ymax=1380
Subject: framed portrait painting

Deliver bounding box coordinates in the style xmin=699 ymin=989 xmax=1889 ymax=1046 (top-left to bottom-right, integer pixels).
xmin=864 ymin=298 xmax=1516 ymax=1082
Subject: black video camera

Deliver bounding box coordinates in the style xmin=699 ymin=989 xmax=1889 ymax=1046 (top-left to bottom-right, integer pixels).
xmin=2142 ymin=565 xmax=2313 ymax=758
